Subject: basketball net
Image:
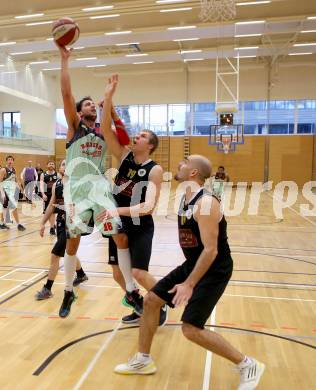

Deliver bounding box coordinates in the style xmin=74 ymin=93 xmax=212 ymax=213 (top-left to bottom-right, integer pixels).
xmin=221 ymin=134 xmax=232 ymax=154
xmin=199 ymin=0 xmax=236 ymax=22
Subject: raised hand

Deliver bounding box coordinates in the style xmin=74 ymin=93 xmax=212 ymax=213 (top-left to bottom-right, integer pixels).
xmin=104 ymin=74 xmax=118 ymax=98
xmin=56 ymin=43 xmax=73 ymax=61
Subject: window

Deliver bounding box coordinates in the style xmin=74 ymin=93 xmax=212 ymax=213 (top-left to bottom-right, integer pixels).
xmin=168 ymin=104 xmax=190 ymax=135
xmin=193 ymin=103 xmax=217 ymax=135
xmin=1 ymin=112 xmax=21 ymax=138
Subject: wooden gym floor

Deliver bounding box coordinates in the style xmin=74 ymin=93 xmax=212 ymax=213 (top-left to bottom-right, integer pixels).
xmin=0 ymin=189 xmax=315 ymax=389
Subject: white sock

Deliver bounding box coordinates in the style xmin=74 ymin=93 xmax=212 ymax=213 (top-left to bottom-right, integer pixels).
xmin=237 ymin=356 xmax=252 ymax=368
xmin=136 ymin=352 xmax=151 ymax=362
xmin=64 ymin=254 xmax=77 ymax=292
xmin=117 ymin=248 xmax=137 ymax=292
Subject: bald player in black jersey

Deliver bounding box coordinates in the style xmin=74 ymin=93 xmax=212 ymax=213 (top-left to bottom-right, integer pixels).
xmin=36 ymin=160 xmax=88 ymax=300
xmin=115 ymin=155 xmax=265 ymax=390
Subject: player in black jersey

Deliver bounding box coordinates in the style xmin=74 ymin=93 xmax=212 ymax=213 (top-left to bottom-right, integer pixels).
xmin=36 ymin=160 xmax=88 ymax=300
xmin=98 ymin=75 xmax=166 ymax=324
xmin=115 ymin=155 xmax=265 ymax=389
xmin=0 ymin=155 xmax=25 ymax=231
xmin=40 ymin=161 xmax=58 ymax=235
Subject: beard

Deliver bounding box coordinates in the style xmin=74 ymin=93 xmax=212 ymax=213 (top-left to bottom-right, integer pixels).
xmin=174 ymin=173 xmax=180 ymax=181
xmin=83 ymin=113 xmax=97 ymax=122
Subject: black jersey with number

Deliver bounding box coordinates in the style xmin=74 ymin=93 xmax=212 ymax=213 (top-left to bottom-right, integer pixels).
xmin=43 ymin=171 xmax=57 ymax=196
xmin=54 ymin=178 xmax=65 ymax=222
xmin=178 ymin=188 xmax=232 ymax=271
xmin=114 ymin=151 xmax=157 ymax=225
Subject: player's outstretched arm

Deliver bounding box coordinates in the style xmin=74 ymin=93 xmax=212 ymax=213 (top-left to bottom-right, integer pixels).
xmin=100 ymin=75 xmax=127 ymax=161
xmin=57 ymin=44 xmax=80 ymax=142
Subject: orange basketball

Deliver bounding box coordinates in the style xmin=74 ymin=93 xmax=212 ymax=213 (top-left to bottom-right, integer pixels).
xmin=52 ymin=17 xmax=80 ymax=47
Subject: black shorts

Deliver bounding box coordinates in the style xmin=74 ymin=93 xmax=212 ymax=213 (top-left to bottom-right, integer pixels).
xmin=52 ymin=216 xmax=94 ymax=257
xmin=51 ymin=219 xmax=66 ymax=257
xmin=151 ymin=258 xmax=233 ymax=329
xmin=107 ymin=218 xmax=154 ymax=271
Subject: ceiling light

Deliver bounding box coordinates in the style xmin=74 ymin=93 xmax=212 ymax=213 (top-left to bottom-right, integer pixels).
xmin=156 ymin=0 xmax=188 ymax=3
xmin=26 ymin=21 xmax=53 ymax=26
xmin=293 ymin=43 xmax=316 ymax=47
xmin=42 ymin=67 xmax=61 ymax=71
xmin=15 ymin=13 xmax=44 ymax=19
xmin=73 ymin=46 xmax=85 ymax=50
xmin=10 ymin=51 xmax=33 ymax=55
xmin=236 ymin=1 xmax=271 ymax=5
xmin=75 ymin=57 xmax=98 ymax=61
xmin=46 ymin=37 xmax=54 ymax=41
xmin=90 ymin=14 xmax=120 ymax=19
xmin=82 ymin=6 xmax=114 ymax=11
xmin=160 ymin=7 xmax=192 ymax=12
xmin=0 ymin=65 xmax=5 ymax=67
xmin=29 ymin=60 xmax=49 ymax=65
xmin=289 ymin=52 xmax=313 ymax=56
xmin=234 ymin=55 xmax=257 ymax=58
xmin=235 ymin=33 xmax=262 ymax=37
xmin=133 ymin=61 xmax=154 ymax=64
xmin=0 ymin=41 xmax=16 ymax=46
xmin=86 ymin=64 xmax=107 ymax=68
xmin=105 ymin=31 xmax=132 ymax=35
xmin=126 ymin=53 xmax=148 ymax=57
xmin=168 ymin=26 xmax=196 ymax=30
xmin=1 ymin=71 xmax=19 ymax=74
xmin=183 ymin=58 xmax=204 ymax=62
xmin=307 ymin=16 xmax=316 ymax=20
xmin=173 ymin=38 xmax=200 ymax=41
xmin=301 ymin=30 xmax=316 ymax=33
xmin=235 ymin=20 xmax=265 ymax=25
xmin=116 ymin=42 xmax=140 ymax=46
xmin=234 ymin=46 xmax=259 ymax=50
xmin=179 ymin=49 xmax=202 ymax=54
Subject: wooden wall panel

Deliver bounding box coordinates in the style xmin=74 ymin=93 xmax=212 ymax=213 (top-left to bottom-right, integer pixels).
xmin=190 ymin=136 xmax=266 ymax=184
xmin=268 ymin=135 xmax=313 ymax=187
xmin=55 ymin=135 xmax=313 ymax=187
xmin=0 ymin=153 xmax=52 ymax=184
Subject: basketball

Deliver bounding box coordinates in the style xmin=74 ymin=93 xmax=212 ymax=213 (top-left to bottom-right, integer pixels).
xmin=52 ymin=17 xmax=80 ymax=47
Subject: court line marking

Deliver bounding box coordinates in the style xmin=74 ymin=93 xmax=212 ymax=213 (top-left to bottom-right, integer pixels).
xmin=0 ymin=270 xmax=17 ymax=280
xmin=0 ymin=271 xmax=45 ymax=300
xmin=33 ymin=323 xmax=316 ymax=376
xmin=265 ymin=191 xmax=316 ymax=228
xmin=73 ymin=321 xmax=122 ymax=390
xmin=202 ymin=307 xmax=216 ymax=390
xmin=24 ymin=282 xmax=315 ymax=302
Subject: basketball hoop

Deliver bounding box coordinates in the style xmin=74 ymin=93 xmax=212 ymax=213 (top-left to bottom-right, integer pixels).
xmin=199 ymin=0 xmax=236 ymax=22
xmin=221 ymin=134 xmax=232 ymax=154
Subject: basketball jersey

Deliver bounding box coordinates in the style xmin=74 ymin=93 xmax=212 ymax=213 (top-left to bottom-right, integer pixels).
xmin=114 ymin=151 xmax=157 ymax=225
xmin=215 ymin=172 xmax=226 ymax=180
xmin=54 ymin=178 xmax=65 ymax=222
xmin=178 ymin=188 xmax=232 ymax=270
xmin=2 ymin=167 xmax=16 ymax=191
xmin=65 ymin=120 xmax=106 ymax=179
xmin=43 ymin=171 xmax=58 ymax=196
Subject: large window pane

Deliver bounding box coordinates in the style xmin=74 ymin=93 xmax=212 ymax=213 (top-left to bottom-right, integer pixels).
xmin=268 ymin=100 xmax=295 ymax=134
xmin=149 ymin=105 xmax=168 ymax=135
xmin=55 ymin=109 xmax=68 ymax=138
xmin=297 ymin=100 xmax=316 ymax=134
xmin=168 ymin=104 xmax=189 ymax=135
xmin=193 ymin=103 xmax=217 ymax=135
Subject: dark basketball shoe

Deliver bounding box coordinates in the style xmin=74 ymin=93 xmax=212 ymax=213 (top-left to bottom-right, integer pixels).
xmin=59 ymin=290 xmax=77 ymax=318
xmin=73 ymin=274 xmax=88 ymax=287
xmin=122 ymin=311 xmax=141 ymax=324
xmin=122 ymin=290 xmax=143 ymax=316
